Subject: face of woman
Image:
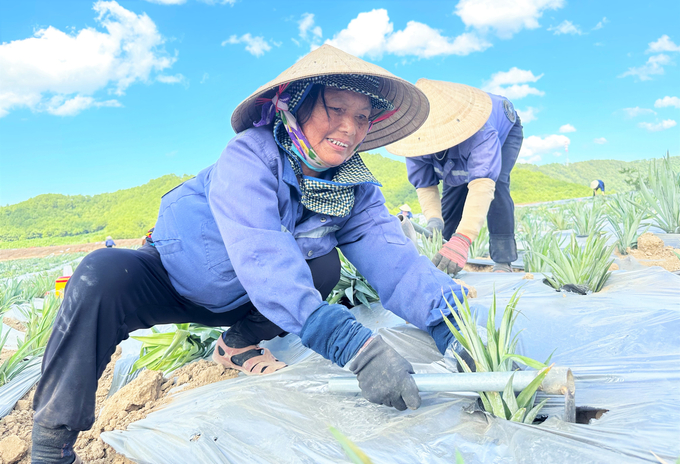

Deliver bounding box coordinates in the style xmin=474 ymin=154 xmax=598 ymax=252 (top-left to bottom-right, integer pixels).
xmin=300 ymin=88 xmax=372 ymax=172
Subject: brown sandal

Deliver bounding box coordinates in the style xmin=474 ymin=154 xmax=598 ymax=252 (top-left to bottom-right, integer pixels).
xmin=212 ymin=336 xmax=287 ymax=375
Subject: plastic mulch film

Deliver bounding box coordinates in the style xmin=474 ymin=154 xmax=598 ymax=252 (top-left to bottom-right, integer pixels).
xmin=0 ymin=359 xmax=42 ymax=418
xmin=102 ymin=267 xmax=680 ymax=463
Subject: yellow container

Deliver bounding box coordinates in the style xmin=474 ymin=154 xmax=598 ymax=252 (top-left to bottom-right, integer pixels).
xmin=55 ymin=276 xmax=71 ymax=298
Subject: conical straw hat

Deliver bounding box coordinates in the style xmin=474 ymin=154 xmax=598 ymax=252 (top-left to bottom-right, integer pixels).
xmin=231 ymin=44 xmax=429 ymax=151
xmin=385 ymin=79 xmax=492 ymax=157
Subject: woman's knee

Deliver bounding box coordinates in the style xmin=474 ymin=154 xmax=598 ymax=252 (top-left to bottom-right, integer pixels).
xmin=66 ymin=248 xmax=142 ymax=302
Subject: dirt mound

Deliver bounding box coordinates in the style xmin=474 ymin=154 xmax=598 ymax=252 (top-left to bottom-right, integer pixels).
xmin=0 ymin=348 xmax=238 ymax=463
xmin=627 ymin=232 xmax=680 ymax=272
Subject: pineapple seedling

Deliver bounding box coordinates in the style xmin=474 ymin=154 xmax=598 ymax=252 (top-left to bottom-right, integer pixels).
xmin=0 ymin=279 xmax=22 ymax=314
xmin=132 ymin=324 xmax=223 ymax=374
xmin=521 ymin=231 xmax=564 ymax=273
xmin=606 ymin=193 xmax=650 ymax=255
xmin=18 ymin=293 xmax=62 ymax=352
xmin=539 ymin=233 xmax=614 ymax=293
xmin=327 ymin=251 xmax=379 ymax=307
xmin=638 ymin=152 xmax=680 ymax=234
xmin=468 ymin=223 xmax=490 ymax=259
xmin=568 ymin=200 xmax=606 ymax=237
xmin=545 ymin=207 xmax=572 ymax=231
xmin=417 ymin=228 xmax=444 ymax=262
xmin=442 ymin=290 xmax=552 ymax=424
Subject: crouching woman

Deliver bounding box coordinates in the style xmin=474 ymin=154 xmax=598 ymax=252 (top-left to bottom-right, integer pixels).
xmin=31 ymin=45 xmax=468 ymax=463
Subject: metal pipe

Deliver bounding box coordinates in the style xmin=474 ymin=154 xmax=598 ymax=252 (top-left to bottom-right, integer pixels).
xmin=329 ymin=368 xmax=572 ymax=395
xmin=329 ymin=368 xmax=576 ymax=422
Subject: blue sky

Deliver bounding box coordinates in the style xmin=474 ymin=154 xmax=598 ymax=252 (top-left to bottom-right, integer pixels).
xmin=1 ymin=0 xmax=678 ymax=206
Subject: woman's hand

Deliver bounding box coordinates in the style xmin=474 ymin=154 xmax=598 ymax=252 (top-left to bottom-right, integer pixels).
xmin=432 ymin=233 xmax=470 ymax=276
xmin=348 ymin=336 xmax=421 ymax=411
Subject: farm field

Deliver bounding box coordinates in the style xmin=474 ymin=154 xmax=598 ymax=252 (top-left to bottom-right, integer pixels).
xmin=1 ymin=155 xmax=679 ymax=462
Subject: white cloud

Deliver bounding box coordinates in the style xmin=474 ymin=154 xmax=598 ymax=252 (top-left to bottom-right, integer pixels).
xmin=143 ymin=0 xmax=186 ymax=4
xmin=638 ymin=119 xmax=677 ymax=132
xmin=519 ymin=134 xmax=570 ymax=163
xmin=593 ymin=137 xmax=607 ymax=144
xmin=223 ymin=33 xmax=272 ymax=57
xmin=387 ymin=23 xmax=491 ymax=58
xmin=621 ymin=107 xmax=656 ymax=118
xmin=200 ymin=72 xmax=209 ymax=84
xmin=516 ymin=107 xmax=538 ymax=123
xmin=482 ymin=67 xmax=544 ymax=100
xmin=156 ymin=73 xmax=185 ymax=84
xmin=454 ymin=0 xmax=564 ymax=39
xmin=620 ymin=54 xmax=672 ymax=81
xmin=592 ymin=17 xmax=608 ymax=31
xmin=647 ymin=35 xmax=680 ymax=53
xmin=559 ymin=124 xmax=576 ymax=133
xmin=326 ymin=10 xmax=392 ymax=59
xmin=548 ymin=20 xmax=582 ymax=35
xmin=655 ymin=96 xmax=680 ymax=108
xmin=0 ymin=1 xmax=175 ymax=118
xmin=326 ymin=9 xmax=491 ymax=59
xmin=45 ymin=95 xmax=122 ymax=116
xmin=299 ymin=13 xmax=322 ymax=42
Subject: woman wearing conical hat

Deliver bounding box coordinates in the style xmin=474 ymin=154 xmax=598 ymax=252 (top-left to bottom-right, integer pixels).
xmin=387 ymin=80 xmax=524 ymax=275
xmin=32 ymin=46 xmax=477 ymax=462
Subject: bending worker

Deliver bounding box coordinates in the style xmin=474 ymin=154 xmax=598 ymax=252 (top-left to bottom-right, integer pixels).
xmin=31 ymin=46 xmax=474 ymax=464
xmin=387 ymin=79 xmax=523 ymax=275
xmin=590 ymin=179 xmax=605 ymax=196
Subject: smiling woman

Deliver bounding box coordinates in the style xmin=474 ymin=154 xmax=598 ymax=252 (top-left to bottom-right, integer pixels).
xmin=29 ymin=44 xmax=479 ymax=464
xmin=297 ymin=86 xmax=373 ymax=175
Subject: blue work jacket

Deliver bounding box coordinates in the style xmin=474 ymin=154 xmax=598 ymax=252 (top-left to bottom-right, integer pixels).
xmin=152 ymin=126 xmax=461 ymax=337
xmin=406 ymin=93 xmax=517 ymax=189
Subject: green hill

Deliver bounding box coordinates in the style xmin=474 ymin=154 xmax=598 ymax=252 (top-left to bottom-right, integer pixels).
xmin=2 ymin=154 xmax=671 ymax=249
xmin=0 ymin=174 xmax=192 ymax=249
xmin=514 ymin=155 xmax=680 ymax=192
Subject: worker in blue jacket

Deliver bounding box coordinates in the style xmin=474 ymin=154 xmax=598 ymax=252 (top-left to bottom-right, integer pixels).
xmin=590 ymin=180 xmax=605 ymax=196
xmin=387 ymin=79 xmax=523 ymax=275
xmin=30 ymin=46 xmax=474 ymax=464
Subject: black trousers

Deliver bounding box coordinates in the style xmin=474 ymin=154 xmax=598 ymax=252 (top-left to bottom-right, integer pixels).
xmin=32 ymin=245 xmax=340 ymax=432
xmin=441 ymin=118 xmax=523 ymax=264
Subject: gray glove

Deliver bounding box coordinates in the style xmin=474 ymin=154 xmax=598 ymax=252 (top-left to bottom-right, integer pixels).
xmin=426 ymin=217 xmax=445 ymax=235
xmin=348 ymin=336 xmax=421 ymax=411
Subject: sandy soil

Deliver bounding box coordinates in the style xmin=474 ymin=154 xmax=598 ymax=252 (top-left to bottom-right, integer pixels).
xmin=0 ymin=239 xmax=143 ymax=262
xmin=625 ymin=232 xmax=680 ymax=272
xmin=0 ymin=347 xmax=238 ymax=464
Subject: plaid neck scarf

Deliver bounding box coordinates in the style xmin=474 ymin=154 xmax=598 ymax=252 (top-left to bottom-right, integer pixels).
xmin=284 ymin=152 xmax=380 ymax=217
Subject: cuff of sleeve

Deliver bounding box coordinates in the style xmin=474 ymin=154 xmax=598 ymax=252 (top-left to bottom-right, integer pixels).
xmin=299 ymin=303 xmax=373 ymax=367
xmin=428 ymin=319 xmax=456 ymax=355
xmin=416 ymin=185 xmax=443 ymax=221
xmin=426 ymin=288 xmax=466 ymax=354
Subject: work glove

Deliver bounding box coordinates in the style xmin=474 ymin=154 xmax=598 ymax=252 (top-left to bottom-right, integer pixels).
xmin=426 ymin=217 xmax=445 ymax=236
xmin=432 ymin=233 xmax=471 ymax=276
xmin=348 ymin=336 xmax=421 ymax=411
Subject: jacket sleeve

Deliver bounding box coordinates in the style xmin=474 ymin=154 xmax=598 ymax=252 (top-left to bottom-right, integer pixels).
xmin=465 ymin=124 xmax=503 ymax=183
xmin=406 ymin=155 xmax=439 ymax=189
xmin=335 ymin=184 xmax=465 ymax=332
xmin=208 ymin=131 xmax=370 ymax=366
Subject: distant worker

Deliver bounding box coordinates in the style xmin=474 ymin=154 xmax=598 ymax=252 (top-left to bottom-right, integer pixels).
xmin=590 ymin=180 xmax=605 ymax=197
xmin=105 ymin=236 xmax=116 ymax=248
xmin=387 ymin=79 xmax=523 ymax=275
xmin=399 ymin=204 xmax=413 ymax=219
